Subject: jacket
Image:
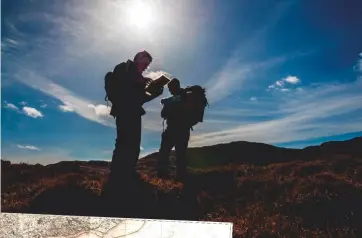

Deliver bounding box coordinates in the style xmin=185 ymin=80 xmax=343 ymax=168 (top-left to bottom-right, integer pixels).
xmin=110 ymin=60 xmax=146 ymax=118
xmin=161 ymin=89 xmax=190 ymax=129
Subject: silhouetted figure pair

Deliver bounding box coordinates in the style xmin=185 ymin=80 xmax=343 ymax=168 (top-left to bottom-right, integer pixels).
xmin=102 ymin=50 xmax=207 ymax=216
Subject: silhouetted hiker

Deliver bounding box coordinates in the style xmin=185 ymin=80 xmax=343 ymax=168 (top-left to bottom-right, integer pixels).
xmin=157 ymin=78 xmax=208 ymax=182
xmin=102 ymin=51 xmax=164 ymax=212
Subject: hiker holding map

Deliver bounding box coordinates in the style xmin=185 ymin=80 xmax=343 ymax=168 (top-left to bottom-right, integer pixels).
xmin=102 ymin=51 xmax=169 ymax=211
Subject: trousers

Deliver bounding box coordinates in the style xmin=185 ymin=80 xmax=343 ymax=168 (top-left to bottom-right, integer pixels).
xmin=108 ymin=114 xmax=142 ymax=192
xmin=158 ymin=125 xmax=190 ymax=181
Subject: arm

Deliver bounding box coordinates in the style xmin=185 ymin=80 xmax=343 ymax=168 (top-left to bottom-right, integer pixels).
xmin=142 ymin=86 xmax=164 ymax=104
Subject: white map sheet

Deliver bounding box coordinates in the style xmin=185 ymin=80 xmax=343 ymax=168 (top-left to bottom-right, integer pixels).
xmin=0 ymin=213 xmax=233 ymax=238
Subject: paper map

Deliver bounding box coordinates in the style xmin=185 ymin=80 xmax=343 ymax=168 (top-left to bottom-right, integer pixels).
xmin=0 ymin=213 xmax=232 ymax=238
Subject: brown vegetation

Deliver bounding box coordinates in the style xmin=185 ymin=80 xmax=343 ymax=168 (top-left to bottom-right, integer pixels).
xmin=2 ymin=137 xmax=362 ymax=237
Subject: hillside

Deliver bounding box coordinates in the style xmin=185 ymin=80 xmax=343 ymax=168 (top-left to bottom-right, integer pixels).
xmin=184 ymin=136 xmax=362 ymax=168
xmin=2 ymin=137 xmax=362 ymax=237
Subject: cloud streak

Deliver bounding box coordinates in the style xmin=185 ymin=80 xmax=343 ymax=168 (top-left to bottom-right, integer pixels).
xmin=13 ymin=68 xmax=116 ymax=128
xmin=203 ymin=1 xmax=300 ymax=105
xmin=12 ymin=67 xmax=168 ymax=131
xmin=190 ymin=78 xmax=362 ymax=147
xmin=17 ymin=144 xmax=41 ymax=151
xmin=59 ymin=102 xmax=75 ymax=112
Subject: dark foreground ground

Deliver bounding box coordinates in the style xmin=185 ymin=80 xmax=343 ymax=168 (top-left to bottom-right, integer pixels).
xmin=2 ymin=155 xmax=362 ymax=238
xmin=2 ymin=138 xmax=362 ymax=237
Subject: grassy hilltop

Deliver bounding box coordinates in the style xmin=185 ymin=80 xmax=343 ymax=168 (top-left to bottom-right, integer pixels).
xmin=2 ymin=137 xmax=362 ymax=238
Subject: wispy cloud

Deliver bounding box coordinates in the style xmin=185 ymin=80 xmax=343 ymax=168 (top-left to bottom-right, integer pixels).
xmin=17 ymin=144 xmax=41 ymax=151
xmin=190 ymin=78 xmax=362 ymax=147
xmin=19 ymin=101 xmax=28 ymax=106
xmin=59 ymin=102 xmax=75 ymax=112
xmin=40 ymin=104 xmax=48 ymax=108
xmin=13 ymin=68 xmax=116 ymax=127
xmin=12 ymin=68 xmax=167 ymax=131
xmin=205 ymin=55 xmax=291 ymax=104
xmin=4 ymin=102 xmax=20 ymax=111
xmin=203 ymin=1 xmax=299 ymax=104
xmin=268 ymin=75 xmax=301 ymax=92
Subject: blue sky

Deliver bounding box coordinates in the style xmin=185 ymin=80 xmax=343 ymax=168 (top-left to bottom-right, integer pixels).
xmin=2 ymin=0 xmax=362 ymax=164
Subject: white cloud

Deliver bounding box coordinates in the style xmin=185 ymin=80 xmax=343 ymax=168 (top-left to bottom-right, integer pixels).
xmin=268 ymin=75 xmax=301 ymax=91
xmin=59 ymin=102 xmax=75 ymax=112
xmin=40 ymin=104 xmax=47 ymax=108
xmin=284 ymin=76 xmax=300 ymax=84
xmin=17 ymin=144 xmax=41 ymax=151
xmin=88 ymin=104 xmax=111 ymax=117
xmin=22 ymin=106 xmax=44 ymax=118
xmin=19 ymin=101 xmax=28 ymax=106
xmin=4 ymin=102 xmax=19 ymax=111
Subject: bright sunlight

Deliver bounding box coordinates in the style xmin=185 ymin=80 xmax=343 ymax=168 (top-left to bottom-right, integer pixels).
xmin=125 ymin=0 xmax=155 ymax=30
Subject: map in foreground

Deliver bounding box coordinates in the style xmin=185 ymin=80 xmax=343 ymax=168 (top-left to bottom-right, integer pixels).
xmin=0 ymin=212 xmax=233 ymax=238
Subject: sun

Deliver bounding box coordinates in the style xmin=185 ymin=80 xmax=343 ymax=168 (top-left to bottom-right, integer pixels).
xmin=126 ymin=1 xmax=155 ymax=30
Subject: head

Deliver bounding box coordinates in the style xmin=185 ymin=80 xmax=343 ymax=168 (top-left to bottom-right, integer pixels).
xmin=133 ymin=50 xmax=153 ymax=73
xmin=168 ymin=78 xmax=181 ymax=95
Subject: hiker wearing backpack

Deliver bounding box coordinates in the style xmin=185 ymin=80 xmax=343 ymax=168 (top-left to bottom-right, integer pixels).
xmin=104 ymin=51 xmax=164 ymax=199
xmin=157 ymin=78 xmax=208 ymax=182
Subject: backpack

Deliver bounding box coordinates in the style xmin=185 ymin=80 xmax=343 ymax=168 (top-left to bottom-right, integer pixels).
xmin=184 ymin=85 xmax=209 ymax=128
xmin=104 ymin=71 xmax=116 ymax=105
xmin=104 ymin=62 xmax=130 ymax=106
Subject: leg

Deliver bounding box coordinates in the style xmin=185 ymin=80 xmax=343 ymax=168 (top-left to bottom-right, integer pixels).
xmin=157 ymin=128 xmax=174 ymax=178
xmin=127 ymin=116 xmax=142 ymax=186
xmin=174 ymin=129 xmax=190 ymax=182
xmin=108 ymin=115 xmax=141 ymax=190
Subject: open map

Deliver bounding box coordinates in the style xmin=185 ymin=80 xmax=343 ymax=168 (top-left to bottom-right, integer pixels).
xmin=0 ymin=213 xmax=232 ymax=238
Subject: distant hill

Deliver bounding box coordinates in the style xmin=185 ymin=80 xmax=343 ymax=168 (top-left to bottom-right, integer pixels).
xmin=3 ymin=137 xmax=360 ymax=170
xmin=148 ymin=136 xmax=362 ymax=168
